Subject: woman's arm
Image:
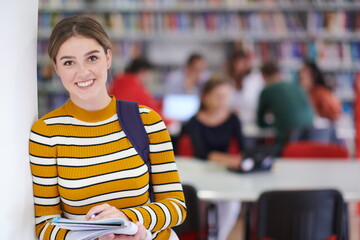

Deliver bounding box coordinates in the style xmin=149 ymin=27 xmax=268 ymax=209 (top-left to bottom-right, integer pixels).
xmin=120 ymin=107 xmax=187 ymax=234
xmin=312 ymin=88 xmax=342 ymax=120
xmin=208 ymin=151 xmax=242 ymax=169
xmin=29 ymin=120 xmax=69 ymax=240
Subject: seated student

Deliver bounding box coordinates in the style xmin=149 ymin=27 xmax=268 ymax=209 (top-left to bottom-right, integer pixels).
xmin=180 ymin=76 xmax=244 ymax=240
xmin=298 ymin=60 xmax=342 ymax=122
xmin=180 ymin=76 xmax=245 ymax=168
xmin=257 ymin=61 xmax=314 ymax=145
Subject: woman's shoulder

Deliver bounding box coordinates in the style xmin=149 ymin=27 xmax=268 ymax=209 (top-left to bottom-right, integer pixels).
xmin=310 ymin=85 xmax=335 ymax=99
xmin=31 ymin=104 xmax=69 ymax=133
xmin=228 ymin=112 xmax=241 ymax=122
xmin=138 ymin=104 xmax=164 ymax=125
xmin=312 ymin=85 xmax=332 ymax=94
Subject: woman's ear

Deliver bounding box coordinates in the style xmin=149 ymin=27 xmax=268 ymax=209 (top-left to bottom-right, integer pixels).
xmin=106 ymin=49 xmax=112 ymax=70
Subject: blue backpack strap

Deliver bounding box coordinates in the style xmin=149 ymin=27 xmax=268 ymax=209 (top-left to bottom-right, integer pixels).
xmin=116 ymin=100 xmax=154 ymax=202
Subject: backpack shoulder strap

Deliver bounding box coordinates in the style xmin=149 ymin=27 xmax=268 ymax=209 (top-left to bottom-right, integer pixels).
xmin=116 ymin=100 xmax=153 ymax=201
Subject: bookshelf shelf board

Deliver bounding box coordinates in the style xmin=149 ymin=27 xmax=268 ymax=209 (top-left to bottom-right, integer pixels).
xmin=39 ymin=2 xmax=360 ymax=13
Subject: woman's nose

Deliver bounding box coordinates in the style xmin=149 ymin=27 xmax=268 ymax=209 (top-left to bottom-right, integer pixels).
xmin=76 ymin=63 xmax=90 ymax=78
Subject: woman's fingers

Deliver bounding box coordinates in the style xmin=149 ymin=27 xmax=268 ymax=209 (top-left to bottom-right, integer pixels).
xmin=113 ymin=222 xmax=149 ymax=240
xmin=99 ymin=233 xmax=115 ymax=240
xmin=85 ymin=203 xmax=130 ymax=221
xmin=85 ymin=203 xmax=111 ymax=220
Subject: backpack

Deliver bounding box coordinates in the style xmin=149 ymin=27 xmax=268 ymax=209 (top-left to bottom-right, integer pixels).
xmin=116 ymin=100 xmax=154 ymax=202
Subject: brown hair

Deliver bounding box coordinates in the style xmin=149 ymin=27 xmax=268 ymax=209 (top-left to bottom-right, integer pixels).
xmin=48 ymin=15 xmax=112 ymax=63
xmin=199 ymin=75 xmax=230 ymax=111
xmin=260 ymin=61 xmax=280 ymax=78
xmin=227 ymin=49 xmax=248 ymax=78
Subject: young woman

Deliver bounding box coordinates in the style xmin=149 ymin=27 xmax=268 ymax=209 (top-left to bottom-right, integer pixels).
xmin=180 ymin=76 xmax=244 ymax=240
xmin=29 ymin=16 xmax=186 ymax=240
xmin=299 ymin=60 xmax=342 ymax=121
xmin=180 ymin=76 xmax=244 ymax=169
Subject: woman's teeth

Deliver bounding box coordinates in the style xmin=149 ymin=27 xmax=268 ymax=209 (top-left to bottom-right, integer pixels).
xmin=77 ymin=80 xmax=94 ymax=87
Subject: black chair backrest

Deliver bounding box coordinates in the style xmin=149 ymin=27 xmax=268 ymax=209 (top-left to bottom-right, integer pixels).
xmin=172 ymin=184 xmax=201 ymax=240
xmin=256 ymin=189 xmax=345 ymax=240
xmin=288 ymin=126 xmax=340 ymax=144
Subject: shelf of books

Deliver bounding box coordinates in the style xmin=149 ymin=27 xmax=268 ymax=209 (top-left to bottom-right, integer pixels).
xmin=37 ymin=0 xmax=359 ymax=152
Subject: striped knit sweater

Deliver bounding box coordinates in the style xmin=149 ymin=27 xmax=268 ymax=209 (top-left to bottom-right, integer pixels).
xmin=29 ymin=97 xmax=186 ymax=240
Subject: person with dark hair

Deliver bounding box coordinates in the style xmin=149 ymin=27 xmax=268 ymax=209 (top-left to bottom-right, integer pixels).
xmin=109 ymin=57 xmax=165 ymax=120
xmin=180 ymin=75 xmax=244 ymax=240
xmin=299 ymin=60 xmax=342 ymax=121
xmin=227 ymin=48 xmax=264 ymax=124
xmin=125 ymin=57 xmax=153 ymax=73
xmin=164 ymin=53 xmax=210 ymax=95
xmin=257 ymin=62 xmax=314 ymax=144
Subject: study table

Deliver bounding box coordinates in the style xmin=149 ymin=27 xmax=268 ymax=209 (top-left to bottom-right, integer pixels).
xmin=176 ymin=157 xmax=360 ymax=202
xmin=176 ymin=157 xmax=360 ymax=239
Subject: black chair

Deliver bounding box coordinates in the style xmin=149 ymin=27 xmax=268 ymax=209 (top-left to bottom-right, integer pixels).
xmin=288 ymin=126 xmax=342 ymax=145
xmin=173 ymin=184 xmax=201 ymax=240
xmin=256 ymin=189 xmax=347 ymax=240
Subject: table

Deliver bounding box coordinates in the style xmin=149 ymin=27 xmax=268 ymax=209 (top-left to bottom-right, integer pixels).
xmin=177 ymin=157 xmax=360 ymax=239
xmin=176 ymin=157 xmax=360 ymax=202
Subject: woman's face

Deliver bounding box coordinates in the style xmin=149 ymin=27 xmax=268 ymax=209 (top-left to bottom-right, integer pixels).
xmin=53 ymin=36 xmax=112 ymax=104
xmin=203 ymin=83 xmax=232 ymax=111
xmin=299 ymin=66 xmax=314 ymax=91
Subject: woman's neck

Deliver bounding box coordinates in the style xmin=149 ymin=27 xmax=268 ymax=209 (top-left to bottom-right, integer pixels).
xmin=197 ymin=107 xmax=230 ymax=126
xmin=70 ymin=93 xmax=112 ymax=111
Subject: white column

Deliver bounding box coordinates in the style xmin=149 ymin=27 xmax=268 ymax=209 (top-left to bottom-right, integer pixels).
xmin=0 ymin=0 xmax=38 ymax=239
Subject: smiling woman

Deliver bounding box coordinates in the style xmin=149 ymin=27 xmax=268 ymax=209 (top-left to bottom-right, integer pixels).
xmin=29 ymin=16 xmax=186 ymax=240
xmin=53 ymin=36 xmax=112 ymax=110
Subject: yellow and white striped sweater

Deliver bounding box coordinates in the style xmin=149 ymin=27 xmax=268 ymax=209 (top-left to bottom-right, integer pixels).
xmin=29 ymin=97 xmax=186 ymax=240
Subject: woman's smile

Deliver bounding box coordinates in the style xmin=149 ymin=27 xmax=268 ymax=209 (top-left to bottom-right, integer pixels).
xmin=76 ymin=79 xmax=94 ymax=88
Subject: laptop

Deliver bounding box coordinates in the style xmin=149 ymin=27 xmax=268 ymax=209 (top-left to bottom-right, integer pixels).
xmin=163 ymin=94 xmax=200 ymax=122
xmin=229 ymin=145 xmax=280 ymax=174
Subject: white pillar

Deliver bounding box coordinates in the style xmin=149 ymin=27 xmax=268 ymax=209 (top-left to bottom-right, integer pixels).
xmin=0 ymin=0 xmax=38 ymax=239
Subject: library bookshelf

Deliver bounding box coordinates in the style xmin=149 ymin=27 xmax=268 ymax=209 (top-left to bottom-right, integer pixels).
xmin=37 ymin=0 xmax=358 ymax=153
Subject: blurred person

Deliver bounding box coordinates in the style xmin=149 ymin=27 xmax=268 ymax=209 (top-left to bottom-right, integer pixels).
xmin=164 ymin=53 xmax=210 ymax=95
xmin=299 ymin=60 xmax=342 ymax=122
xmin=227 ymin=49 xmax=265 ymax=124
xmin=257 ymin=62 xmax=314 ymax=144
xmin=109 ymin=57 xmax=163 ymax=116
xmin=180 ymin=76 xmax=244 ymax=240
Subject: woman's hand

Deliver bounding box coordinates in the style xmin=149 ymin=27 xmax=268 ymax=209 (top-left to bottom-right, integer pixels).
xmin=99 ymin=222 xmax=149 ymax=240
xmin=85 ymin=203 xmax=130 ymax=221
xmin=226 ymin=155 xmax=242 ymax=170
xmin=208 ymin=151 xmax=242 ymax=170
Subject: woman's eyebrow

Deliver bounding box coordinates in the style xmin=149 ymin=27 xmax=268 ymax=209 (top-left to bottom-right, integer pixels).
xmin=59 ymin=55 xmax=75 ymax=61
xmin=59 ymin=50 xmax=100 ymax=61
xmin=84 ymin=50 xmax=100 ymax=57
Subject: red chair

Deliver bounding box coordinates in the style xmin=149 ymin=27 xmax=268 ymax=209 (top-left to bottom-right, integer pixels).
xmin=281 ymin=141 xmax=350 ymax=159
xmin=176 ymin=135 xmax=241 ymax=157
xmin=176 ymin=134 xmax=194 ymax=157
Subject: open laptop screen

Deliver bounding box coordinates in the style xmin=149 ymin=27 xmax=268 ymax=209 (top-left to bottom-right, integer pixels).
xmin=163 ymin=94 xmax=200 ymax=122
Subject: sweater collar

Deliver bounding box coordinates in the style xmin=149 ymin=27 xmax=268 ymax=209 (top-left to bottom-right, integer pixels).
xmin=65 ymin=96 xmax=117 ymax=122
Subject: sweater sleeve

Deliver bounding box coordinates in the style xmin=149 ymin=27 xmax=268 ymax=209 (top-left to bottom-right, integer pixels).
xmin=121 ymin=107 xmax=187 ymax=235
xmin=29 ymin=120 xmax=70 ymax=240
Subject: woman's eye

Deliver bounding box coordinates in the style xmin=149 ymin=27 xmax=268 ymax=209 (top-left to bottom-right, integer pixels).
xmin=64 ymin=61 xmax=74 ymax=66
xmin=89 ymin=56 xmax=98 ymax=62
